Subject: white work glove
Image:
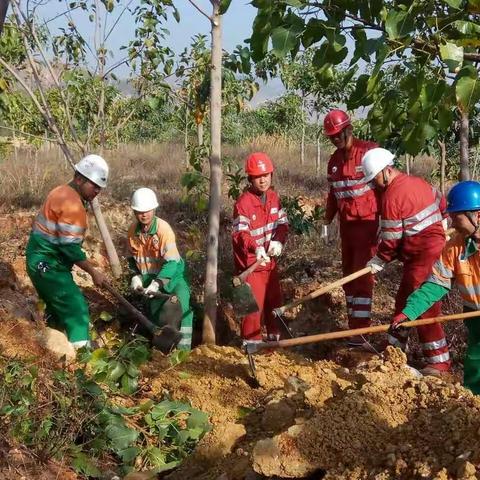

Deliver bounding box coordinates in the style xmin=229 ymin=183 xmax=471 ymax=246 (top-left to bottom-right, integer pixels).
xmin=367 ymin=255 xmax=386 ymax=274
xmin=144 ymin=280 xmax=160 ymax=298
xmin=267 ymin=240 xmax=283 ymax=257
xmin=255 ymin=246 xmax=270 ymax=266
xmin=130 ymin=275 xmax=143 ymax=292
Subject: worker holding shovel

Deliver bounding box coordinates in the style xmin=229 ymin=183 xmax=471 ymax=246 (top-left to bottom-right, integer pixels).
xmin=323 ymin=109 xmax=379 ymax=347
xmin=362 ymin=148 xmax=451 ymax=375
xmin=391 ymin=181 xmax=480 ymax=389
xmin=232 ymin=152 xmax=288 ymax=341
xmin=26 ymin=154 xmax=109 ymax=349
xmin=127 ymin=188 xmax=193 ymax=351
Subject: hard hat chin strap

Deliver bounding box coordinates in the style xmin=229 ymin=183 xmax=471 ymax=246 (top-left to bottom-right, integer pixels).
xmin=466 ymin=211 xmax=480 ymax=236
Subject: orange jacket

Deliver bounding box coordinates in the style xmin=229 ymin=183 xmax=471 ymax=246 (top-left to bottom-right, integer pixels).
xmin=325 ymin=138 xmax=379 ymax=222
xmin=127 ymin=216 xmax=181 ymax=277
xmin=429 ymin=236 xmax=480 ymax=311
xmin=32 ymin=184 xmax=87 ymax=246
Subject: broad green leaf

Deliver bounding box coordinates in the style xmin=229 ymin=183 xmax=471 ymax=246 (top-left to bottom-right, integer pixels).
xmin=119 ymin=446 xmax=141 ymax=463
xmin=186 ymin=409 xmax=210 ymax=430
xmin=219 ymin=0 xmax=232 ymax=14
xmin=403 ymin=122 xmax=436 ymax=154
xmin=443 ymin=0 xmax=464 ymax=8
xmin=285 ymin=0 xmax=305 ymax=6
xmin=107 ymin=361 xmax=126 ymax=382
xmin=302 ymin=18 xmax=325 ymax=48
xmin=452 ymin=20 xmax=480 ymax=36
xmin=439 ymin=42 xmax=463 ymax=72
xmin=169 ymin=349 xmax=190 ymax=367
xmin=385 ymin=10 xmax=414 ymax=39
xmin=146 ymin=446 xmax=166 ymax=467
xmin=105 ymin=424 xmax=139 ymax=451
xmin=438 ymin=106 xmax=454 ymax=131
xmin=72 ymin=452 xmax=101 ymax=478
xmin=455 ymin=66 xmax=480 ymax=111
xmin=271 ymin=26 xmax=299 ymax=58
xmin=121 ymin=374 xmax=138 ymax=395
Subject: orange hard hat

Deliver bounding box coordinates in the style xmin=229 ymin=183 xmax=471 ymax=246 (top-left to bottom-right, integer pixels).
xmin=245 ymin=152 xmax=274 ymax=176
xmin=323 ymin=109 xmax=351 ymax=136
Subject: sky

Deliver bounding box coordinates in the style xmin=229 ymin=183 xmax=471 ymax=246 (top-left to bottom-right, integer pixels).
xmin=39 ymin=0 xmax=284 ymax=102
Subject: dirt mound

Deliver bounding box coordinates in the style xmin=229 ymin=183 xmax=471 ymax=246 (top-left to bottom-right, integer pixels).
xmin=139 ymin=346 xmax=480 ymax=480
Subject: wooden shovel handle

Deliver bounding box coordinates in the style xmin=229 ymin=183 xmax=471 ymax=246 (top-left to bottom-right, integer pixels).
xmin=276 ymin=266 xmax=372 ymax=315
xmin=258 ymin=310 xmax=480 ymax=351
xmin=233 ymin=259 xmax=263 ymax=286
xmin=103 ymin=282 xmax=157 ymax=333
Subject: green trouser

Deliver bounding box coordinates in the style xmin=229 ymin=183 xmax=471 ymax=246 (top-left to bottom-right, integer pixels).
xmin=26 ymin=257 xmax=90 ymax=344
xmin=464 ymin=307 xmax=480 ymax=394
xmin=142 ymin=274 xmax=193 ymax=351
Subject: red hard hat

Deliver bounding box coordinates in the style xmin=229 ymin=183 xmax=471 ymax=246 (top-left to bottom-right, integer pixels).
xmin=245 ymin=152 xmax=274 ymax=176
xmin=323 ymin=109 xmax=351 ymax=136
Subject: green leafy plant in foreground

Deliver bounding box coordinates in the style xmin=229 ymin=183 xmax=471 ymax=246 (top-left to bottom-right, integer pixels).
xmin=0 ymin=342 xmax=210 ymax=477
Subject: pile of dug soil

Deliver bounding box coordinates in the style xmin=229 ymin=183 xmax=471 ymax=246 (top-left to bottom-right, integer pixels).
xmin=138 ymin=346 xmax=480 ymax=480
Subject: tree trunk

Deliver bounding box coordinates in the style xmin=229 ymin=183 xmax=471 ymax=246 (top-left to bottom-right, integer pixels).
xmin=460 ymin=109 xmax=470 ymax=181
xmin=316 ymin=135 xmax=321 ymax=175
xmin=438 ymin=140 xmax=446 ymax=194
xmin=197 ymin=121 xmax=204 ymax=146
xmin=300 ymin=96 xmax=305 ymax=165
xmin=184 ymin=106 xmax=189 ymax=164
xmin=405 ymin=154 xmax=410 ymax=175
xmin=203 ymin=2 xmax=222 ymax=345
xmin=0 ymin=0 xmax=9 ymax=34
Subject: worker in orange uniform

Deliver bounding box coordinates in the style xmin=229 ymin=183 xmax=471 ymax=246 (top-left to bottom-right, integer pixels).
xmin=232 ymin=152 xmax=289 ymax=341
xmin=362 ymin=148 xmax=450 ymax=374
xmin=26 ymin=154 xmax=109 ymax=349
xmin=323 ymin=109 xmax=379 ymax=346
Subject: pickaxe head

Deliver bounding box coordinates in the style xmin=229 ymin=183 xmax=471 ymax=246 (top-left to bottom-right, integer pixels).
xmin=242 ymin=340 xmax=268 ymax=355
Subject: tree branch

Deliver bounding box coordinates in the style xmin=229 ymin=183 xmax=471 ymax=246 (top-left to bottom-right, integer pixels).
xmin=187 ymin=0 xmax=212 ymax=22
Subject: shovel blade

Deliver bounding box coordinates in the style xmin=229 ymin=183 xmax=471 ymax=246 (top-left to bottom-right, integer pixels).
xmin=232 ymin=283 xmax=259 ymax=317
xmin=152 ymin=325 xmax=183 ymax=354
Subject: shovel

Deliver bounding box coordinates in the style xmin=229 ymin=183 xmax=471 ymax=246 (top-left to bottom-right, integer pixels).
xmin=273 ymin=266 xmax=372 ymax=319
xmin=103 ymin=282 xmax=182 ymax=354
xmin=243 ymin=310 xmax=480 ymax=382
xmin=232 ymin=259 xmax=263 ymax=316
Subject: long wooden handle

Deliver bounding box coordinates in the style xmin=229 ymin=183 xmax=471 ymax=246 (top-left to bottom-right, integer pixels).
xmin=257 ymin=310 xmax=480 ymax=351
xmin=233 ymin=259 xmax=263 ymax=286
xmin=275 ymin=266 xmax=372 ymax=315
xmin=103 ymin=282 xmax=157 ymax=333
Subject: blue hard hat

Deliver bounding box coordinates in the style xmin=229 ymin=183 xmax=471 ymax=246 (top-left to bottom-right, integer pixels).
xmin=446 ymin=181 xmax=480 ymax=213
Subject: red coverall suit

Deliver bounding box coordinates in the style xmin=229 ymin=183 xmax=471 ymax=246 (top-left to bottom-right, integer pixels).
xmin=325 ymin=138 xmax=379 ymax=329
xmin=378 ymin=173 xmax=450 ymax=370
xmin=232 ymin=188 xmax=289 ymax=340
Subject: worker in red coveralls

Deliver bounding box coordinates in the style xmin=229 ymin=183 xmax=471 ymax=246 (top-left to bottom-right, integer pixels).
xmin=232 ymin=152 xmax=289 ymax=341
xmin=323 ymin=109 xmax=379 ymax=347
xmin=362 ymin=147 xmax=451 ymax=375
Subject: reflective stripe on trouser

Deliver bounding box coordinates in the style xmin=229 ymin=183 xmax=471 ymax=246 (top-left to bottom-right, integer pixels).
xmin=148 ymin=277 xmax=193 ymax=350
xmin=340 ymin=219 xmax=377 ymax=329
xmin=26 ymin=259 xmax=90 ymax=343
xmin=463 ymin=306 xmax=480 ymax=394
xmin=393 ymin=250 xmax=450 ymax=371
xmin=241 ymin=268 xmax=283 ymax=340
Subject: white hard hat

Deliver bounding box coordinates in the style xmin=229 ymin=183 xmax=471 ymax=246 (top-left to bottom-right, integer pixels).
xmin=361 ymin=148 xmax=395 ymax=183
xmin=131 ymin=188 xmax=159 ymax=212
xmin=75 ymin=154 xmax=109 ymax=188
